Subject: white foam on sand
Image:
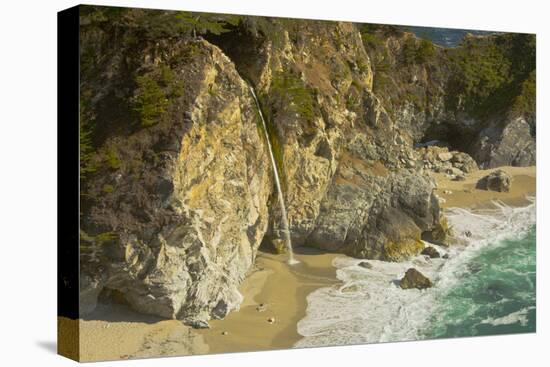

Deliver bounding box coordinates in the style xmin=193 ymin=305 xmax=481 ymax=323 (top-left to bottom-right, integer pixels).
xmin=295 ymin=199 xmax=535 ymax=348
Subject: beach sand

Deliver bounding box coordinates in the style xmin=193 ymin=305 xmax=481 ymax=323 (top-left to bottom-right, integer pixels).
xmin=72 ymin=166 xmax=535 ymax=361
xmin=432 ymin=166 xmax=535 ymax=209
xmin=75 ymin=248 xmax=338 ymax=361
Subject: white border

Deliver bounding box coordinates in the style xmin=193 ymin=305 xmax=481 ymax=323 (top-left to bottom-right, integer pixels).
xmin=0 ymin=1 xmax=547 ymax=366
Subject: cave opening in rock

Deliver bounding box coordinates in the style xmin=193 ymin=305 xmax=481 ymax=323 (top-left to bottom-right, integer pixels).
xmin=415 ymin=121 xmax=477 ymax=155
xmin=204 ymin=23 xmax=267 ymax=83
xmin=97 ymin=287 xmax=130 ymax=308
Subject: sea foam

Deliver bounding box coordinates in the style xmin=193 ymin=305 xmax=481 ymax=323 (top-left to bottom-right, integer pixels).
xmin=295 ymin=198 xmax=536 ymax=348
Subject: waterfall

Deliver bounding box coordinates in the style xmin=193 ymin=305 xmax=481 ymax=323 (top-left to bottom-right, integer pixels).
xmin=248 ymin=85 xmax=299 ymax=265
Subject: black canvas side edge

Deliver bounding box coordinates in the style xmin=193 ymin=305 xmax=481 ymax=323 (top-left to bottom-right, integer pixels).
xmin=57 ymin=5 xmax=80 ymax=324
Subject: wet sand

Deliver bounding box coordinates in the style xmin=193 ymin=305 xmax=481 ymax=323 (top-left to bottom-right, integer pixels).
xmin=73 ymin=166 xmax=535 ymax=361
xmin=197 ymin=249 xmax=338 ymax=353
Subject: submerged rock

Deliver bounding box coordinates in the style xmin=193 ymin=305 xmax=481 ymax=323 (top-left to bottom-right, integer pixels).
xmin=358 ymin=261 xmax=373 ymax=269
xmin=421 ymin=246 xmax=441 ymax=258
xmin=476 ymin=169 xmax=512 ymax=192
xmin=400 ymin=268 xmax=434 ymax=290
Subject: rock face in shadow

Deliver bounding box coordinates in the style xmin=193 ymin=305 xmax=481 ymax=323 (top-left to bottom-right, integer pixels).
xmin=400 ymin=268 xmax=433 ymax=290
xmin=476 ymin=169 xmax=512 ymax=192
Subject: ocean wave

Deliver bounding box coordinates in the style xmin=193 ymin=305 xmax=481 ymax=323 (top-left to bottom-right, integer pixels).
xmin=295 ymin=199 xmax=536 ymax=348
xmin=481 ymin=306 xmax=535 ymax=327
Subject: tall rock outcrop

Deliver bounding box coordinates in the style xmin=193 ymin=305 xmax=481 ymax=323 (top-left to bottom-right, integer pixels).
xmin=79 ymin=37 xmax=272 ymax=325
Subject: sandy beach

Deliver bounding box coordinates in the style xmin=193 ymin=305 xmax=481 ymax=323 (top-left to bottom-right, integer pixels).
xmin=432 ymin=166 xmax=536 ymax=209
xmin=75 ymin=248 xmax=338 ymax=361
xmin=72 ymin=165 xmax=535 ymax=361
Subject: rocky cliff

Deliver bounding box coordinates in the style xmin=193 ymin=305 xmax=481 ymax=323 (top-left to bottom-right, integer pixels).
xmin=79 ymin=35 xmax=273 ymax=325
xmin=77 ymin=7 xmax=534 ymax=325
xmin=359 ymin=26 xmax=536 ymax=168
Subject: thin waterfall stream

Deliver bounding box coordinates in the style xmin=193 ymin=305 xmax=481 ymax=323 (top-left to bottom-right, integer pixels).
xmin=248 ymin=85 xmax=299 ymax=265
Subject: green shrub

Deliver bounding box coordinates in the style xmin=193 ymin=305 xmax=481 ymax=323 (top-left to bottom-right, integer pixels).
xmin=133 ymin=74 xmax=169 ymax=127
xmin=446 ymin=35 xmax=519 ymax=117
xmin=415 ymin=39 xmax=436 ymax=64
xmin=102 ymin=184 xmax=115 ymax=194
xmin=402 ymin=38 xmax=436 ymax=65
xmin=132 ymin=64 xmax=184 ymax=127
xmin=105 ymin=149 xmax=122 ymax=170
xmin=360 ymin=30 xmax=384 ymax=48
xmin=79 ymin=93 xmax=98 ymax=179
xmin=512 ymin=70 xmax=536 ymax=117
xmin=95 ymin=231 xmax=119 ymax=245
xmin=81 ymin=6 xmax=242 ymax=41
xmin=402 ymin=38 xmax=418 ymax=65
xmin=271 ymin=71 xmax=315 ymax=121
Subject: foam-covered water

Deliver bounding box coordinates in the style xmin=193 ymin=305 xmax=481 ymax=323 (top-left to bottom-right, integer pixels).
xmin=295 ymin=199 xmax=536 ymax=347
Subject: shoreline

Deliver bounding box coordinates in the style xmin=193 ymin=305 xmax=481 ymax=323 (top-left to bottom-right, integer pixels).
xmin=75 ymin=165 xmax=535 ymax=361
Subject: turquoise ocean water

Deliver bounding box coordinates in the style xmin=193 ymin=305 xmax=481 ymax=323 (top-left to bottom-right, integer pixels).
xmin=295 ymin=200 xmax=536 ymax=347
xmin=428 ymin=227 xmax=535 ymax=338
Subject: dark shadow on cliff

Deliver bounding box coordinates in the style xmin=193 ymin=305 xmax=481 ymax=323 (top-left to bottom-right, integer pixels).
xmin=292 ymin=246 xmax=335 ymax=256
xmin=81 ymin=302 xmax=164 ymax=324
xmin=204 ymin=22 xmax=267 ymax=84
xmin=259 ymin=236 xmax=339 ymax=256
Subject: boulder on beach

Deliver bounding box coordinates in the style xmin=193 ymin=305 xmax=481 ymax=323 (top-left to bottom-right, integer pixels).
xmin=476 ymin=169 xmax=512 ymax=192
xmin=400 ymin=268 xmax=433 ymax=290
xmin=421 ymin=246 xmax=441 ymax=258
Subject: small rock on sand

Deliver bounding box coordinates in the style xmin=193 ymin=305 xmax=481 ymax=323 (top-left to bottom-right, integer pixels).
xmin=476 ymin=169 xmax=512 ymax=192
xmin=186 ymin=320 xmax=210 ymax=329
xmin=267 ymin=317 xmax=275 ymax=324
xmin=438 ymin=152 xmax=453 ymax=162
